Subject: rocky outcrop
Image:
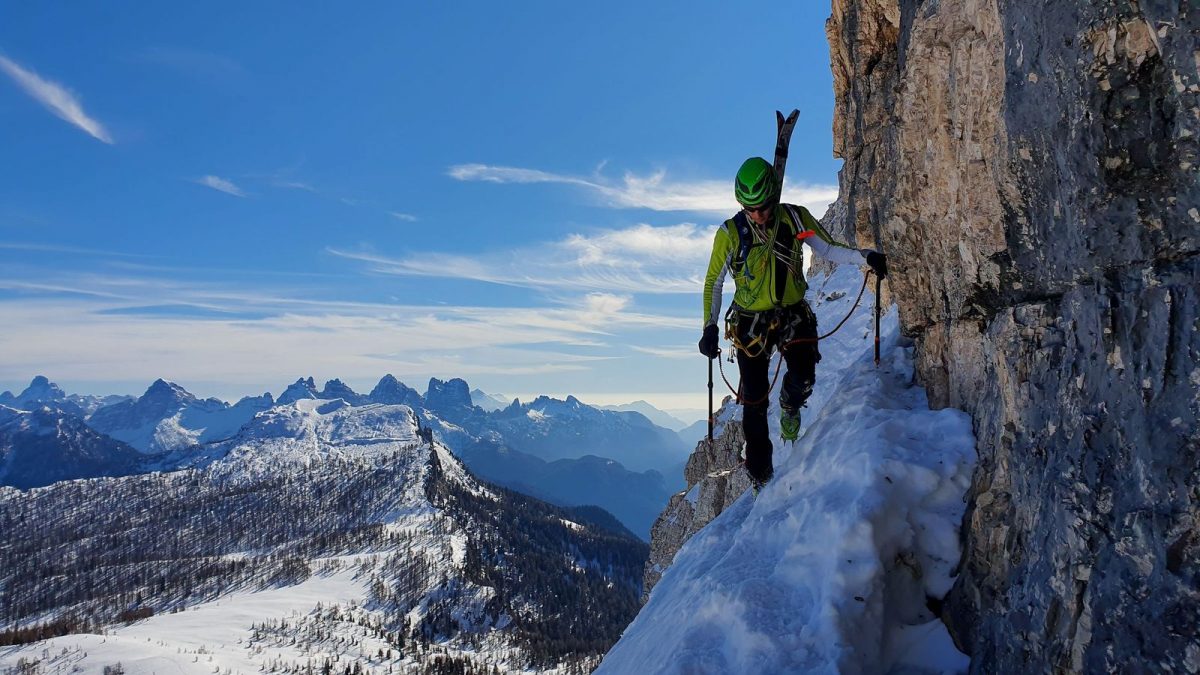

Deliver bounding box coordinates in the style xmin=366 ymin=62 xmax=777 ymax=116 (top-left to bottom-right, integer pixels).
xmin=424 ymin=377 xmax=475 ymax=422
xmin=318 ymin=378 xmax=369 ymax=406
xmin=642 ymin=419 xmax=749 ymax=601
xmin=828 ymin=0 xmax=1199 ymax=671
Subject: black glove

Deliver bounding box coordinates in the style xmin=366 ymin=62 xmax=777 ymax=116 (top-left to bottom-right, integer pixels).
xmin=865 ymin=250 xmax=888 ymax=278
xmin=698 ymin=324 xmax=720 ymax=359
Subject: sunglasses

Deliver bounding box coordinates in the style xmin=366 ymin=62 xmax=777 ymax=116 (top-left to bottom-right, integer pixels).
xmin=742 ymin=203 xmax=773 ymax=215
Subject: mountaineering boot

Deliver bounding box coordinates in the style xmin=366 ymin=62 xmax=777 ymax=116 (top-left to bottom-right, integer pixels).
xmin=780 ymin=407 xmax=800 ymax=442
xmin=748 ymin=466 xmax=773 ymax=497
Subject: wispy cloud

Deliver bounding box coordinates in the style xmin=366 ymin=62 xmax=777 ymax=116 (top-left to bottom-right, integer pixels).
xmin=137 ymin=47 xmax=245 ymax=82
xmin=0 ymin=54 xmax=113 ymax=144
xmin=448 ymin=163 xmax=839 ymax=217
xmin=0 ymin=267 xmax=691 ymax=395
xmin=328 ymin=222 xmax=715 ymax=295
xmin=0 ymin=242 xmax=147 ymax=258
xmin=271 ymin=179 xmax=317 ymax=193
xmin=265 ymin=174 xmax=416 ymax=222
xmin=195 ymin=175 xmax=247 ymax=197
xmin=629 ymin=345 xmax=695 ymax=360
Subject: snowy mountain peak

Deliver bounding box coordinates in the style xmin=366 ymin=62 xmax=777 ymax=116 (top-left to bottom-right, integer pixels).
xmin=19 ymin=375 xmax=66 ymax=402
xmin=469 ymin=388 xmax=509 ymax=412
xmin=143 ymin=378 xmax=196 ymax=406
xmin=320 ymin=378 xmax=353 ymax=394
xmin=276 ymin=377 xmax=320 ymax=405
xmin=3 ymin=378 xmax=130 ymax=417
xmin=600 ymin=400 xmax=690 ymax=432
xmin=316 ymin=374 xmax=367 ymax=401
xmin=3 ymin=375 xmax=87 ymax=416
xmin=525 ymin=394 xmax=588 ymax=416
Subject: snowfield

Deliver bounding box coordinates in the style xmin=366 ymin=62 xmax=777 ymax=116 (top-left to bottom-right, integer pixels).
xmin=0 ymin=565 xmax=370 ymax=675
xmin=598 ymin=266 xmax=976 ymax=674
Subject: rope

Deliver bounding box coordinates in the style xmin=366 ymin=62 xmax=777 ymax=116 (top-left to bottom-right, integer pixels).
xmin=717 ymin=271 xmax=874 ymax=408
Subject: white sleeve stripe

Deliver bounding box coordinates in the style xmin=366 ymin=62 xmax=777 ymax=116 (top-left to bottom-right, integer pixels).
xmin=804 ymin=235 xmax=865 ymax=266
xmin=707 ymin=253 xmax=730 ymax=327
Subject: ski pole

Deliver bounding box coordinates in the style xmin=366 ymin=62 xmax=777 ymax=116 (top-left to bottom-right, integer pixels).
xmin=874 ymin=273 xmax=882 ymax=366
xmin=707 ymin=355 xmax=714 ymax=443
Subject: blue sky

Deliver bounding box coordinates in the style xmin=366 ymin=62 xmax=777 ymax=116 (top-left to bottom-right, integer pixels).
xmin=0 ymin=2 xmax=841 ymax=419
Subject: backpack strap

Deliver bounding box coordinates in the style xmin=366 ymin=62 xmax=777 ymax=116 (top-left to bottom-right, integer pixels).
xmin=784 ymin=204 xmax=819 ymax=242
xmin=726 ymin=211 xmax=756 ymax=280
xmin=772 ymin=210 xmax=796 ymax=304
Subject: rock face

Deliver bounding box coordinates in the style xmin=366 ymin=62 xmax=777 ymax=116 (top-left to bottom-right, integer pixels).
xmin=642 ymin=420 xmax=749 ymax=601
xmin=424 ymin=377 xmax=475 ymax=422
xmin=827 ymin=0 xmax=1199 ymax=671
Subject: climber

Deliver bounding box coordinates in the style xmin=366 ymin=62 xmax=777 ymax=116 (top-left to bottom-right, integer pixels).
xmin=698 ymin=157 xmax=888 ymax=489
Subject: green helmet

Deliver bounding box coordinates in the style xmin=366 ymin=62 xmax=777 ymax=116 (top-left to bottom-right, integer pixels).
xmin=734 ymin=157 xmax=779 ymax=207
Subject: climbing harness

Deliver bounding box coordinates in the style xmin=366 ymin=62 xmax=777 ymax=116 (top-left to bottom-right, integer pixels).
xmin=716 ymin=269 xmax=875 ymax=407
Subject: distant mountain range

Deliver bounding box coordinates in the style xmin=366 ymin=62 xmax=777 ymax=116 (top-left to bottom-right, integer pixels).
xmin=470 ymin=388 xmax=511 ymax=411
xmin=0 ymin=375 xmax=687 ymax=538
xmin=0 ymin=375 xmax=130 ymax=417
xmin=599 ymin=400 xmax=690 ymax=431
xmin=0 ymin=400 xmax=645 ymax=671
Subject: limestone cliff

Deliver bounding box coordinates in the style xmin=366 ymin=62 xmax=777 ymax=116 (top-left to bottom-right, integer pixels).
xmin=827 ymin=0 xmax=1199 ymax=671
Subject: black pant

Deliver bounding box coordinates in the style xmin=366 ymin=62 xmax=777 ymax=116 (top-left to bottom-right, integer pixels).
xmin=733 ymin=301 xmax=820 ymax=483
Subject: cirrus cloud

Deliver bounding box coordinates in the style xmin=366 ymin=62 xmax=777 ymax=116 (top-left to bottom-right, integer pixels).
xmin=195 ymin=175 xmax=248 ymax=197
xmin=0 ymin=54 xmax=113 ymax=144
xmin=448 ymin=162 xmax=839 ymax=217
xmin=328 ymin=221 xmax=717 ymax=295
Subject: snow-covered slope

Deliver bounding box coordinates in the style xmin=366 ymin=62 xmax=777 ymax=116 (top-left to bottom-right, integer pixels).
xmin=598 ymin=267 xmax=977 ymax=674
xmin=189 ymin=399 xmax=423 ymax=481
